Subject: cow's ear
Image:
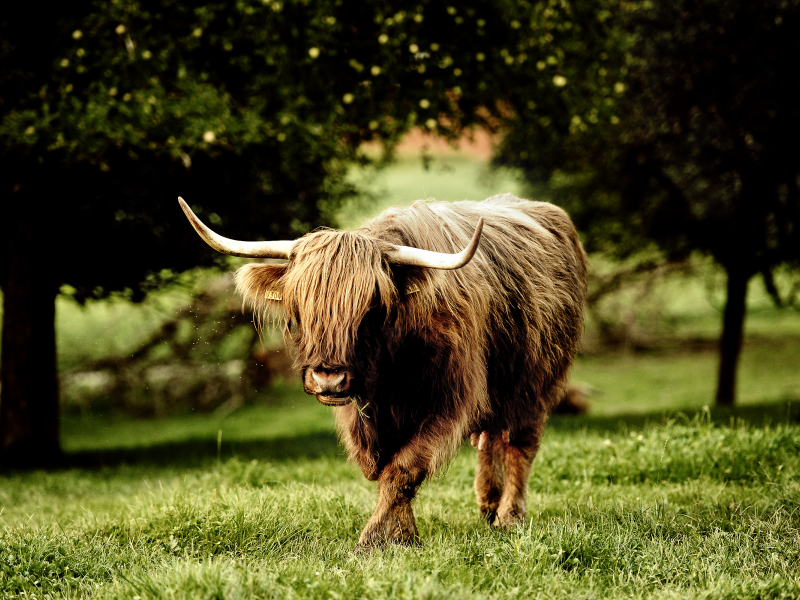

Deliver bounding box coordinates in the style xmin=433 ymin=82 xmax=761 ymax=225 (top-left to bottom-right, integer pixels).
xmin=234 ymin=263 xmax=287 ymax=316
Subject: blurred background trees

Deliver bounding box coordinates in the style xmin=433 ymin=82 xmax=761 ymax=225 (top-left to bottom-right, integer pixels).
xmin=486 ymin=0 xmax=800 ymax=406
xmin=2 ymin=0 xmax=799 ymax=467
xmin=0 ymin=0 xmax=391 ymax=466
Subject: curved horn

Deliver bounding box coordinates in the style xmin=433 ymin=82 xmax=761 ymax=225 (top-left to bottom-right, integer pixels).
xmin=384 ymin=217 xmax=484 ymax=269
xmin=178 ymin=197 xmax=294 ymax=258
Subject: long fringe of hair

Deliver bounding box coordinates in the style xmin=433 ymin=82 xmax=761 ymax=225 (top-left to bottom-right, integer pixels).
xmin=235 ymin=195 xmax=587 ymax=476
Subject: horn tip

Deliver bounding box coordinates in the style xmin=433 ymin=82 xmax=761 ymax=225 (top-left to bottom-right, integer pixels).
xmin=471 ymin=217 xmax=484 ymax=245
xmin=178 ymin=197 xmax=201 ymax=228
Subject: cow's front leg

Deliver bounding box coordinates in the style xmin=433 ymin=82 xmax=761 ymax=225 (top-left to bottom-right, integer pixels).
xmin=356 ymin=463 xmax=424 ymax=551
xmin=356 ymin=412 xmax=468 ymax=550
xmin=471 ymin=430 xmax=505 ymax=522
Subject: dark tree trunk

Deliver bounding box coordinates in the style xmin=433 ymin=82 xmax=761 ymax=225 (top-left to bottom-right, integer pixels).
xmin=0 ymin=214 xmax=62 ymax=469
xmin=715 ymin=266 xmax=751 ymax=407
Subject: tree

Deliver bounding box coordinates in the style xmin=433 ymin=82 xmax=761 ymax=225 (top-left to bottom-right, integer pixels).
xmin=3 ymin=0 xmax=631 ymax=466
xmin=0 ymin=0 xmax=402 ymax=468
xmin=14 ymin=0 xmax=782 ymax=467
xmin=491 ymin=0 xmax=800 ymax=405
xmin=6 ymin=0 xmax=597 ymax=467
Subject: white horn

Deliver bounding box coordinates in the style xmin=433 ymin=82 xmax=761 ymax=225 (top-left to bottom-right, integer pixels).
xmin=178 ymin=197 xmax=294 ymax=259
xmin=384 ymin=217 xmax=484 ymax=269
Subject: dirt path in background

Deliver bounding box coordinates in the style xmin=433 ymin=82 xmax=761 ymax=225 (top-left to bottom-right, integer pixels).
xmin=395 ymin=128 xmax=496 ymax=161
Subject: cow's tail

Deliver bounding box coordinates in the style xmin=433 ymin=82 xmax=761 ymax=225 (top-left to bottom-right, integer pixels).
xmin=553 ymin=382 xmax=597 ymax=415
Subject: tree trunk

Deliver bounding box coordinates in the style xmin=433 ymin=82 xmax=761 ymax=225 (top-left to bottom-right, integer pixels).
xmin=715 ymin=267 xmax=751 ymax=407
xmin=0 ymin=215 xmax=62 ymax=469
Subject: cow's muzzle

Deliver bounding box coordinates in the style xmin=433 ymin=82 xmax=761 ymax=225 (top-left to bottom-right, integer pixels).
xmin=303 ymin=366 xmax=353 ymax=406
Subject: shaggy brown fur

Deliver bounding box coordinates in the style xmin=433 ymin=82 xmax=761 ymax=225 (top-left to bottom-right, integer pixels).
xmin=234 ymin=194 xmax=587 ymax=548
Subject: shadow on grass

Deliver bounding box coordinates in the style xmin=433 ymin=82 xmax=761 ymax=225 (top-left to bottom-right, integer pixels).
xmin=66 ymin=430 xmax=343 ymax=470
xmin=56 ymin=397 xmax=800 ymax=472
xmin=549 ymin=397 xmax=800 ymax=433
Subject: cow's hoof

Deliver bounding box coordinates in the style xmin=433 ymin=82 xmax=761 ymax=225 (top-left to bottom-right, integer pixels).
xmin=479 ymin=506 xmax=498 ymax=523
xmin=493 ymin=508 xmax=524 ymax=528
xmin=358 ymin=504 xmax=420 ymax=549
xmin=353 ymin=542 xmax=374 ymax=554
xmin=354 ymin=534 xmax=418 ymax=553
xmin=357 ymin=521 xmax=420 ymax=550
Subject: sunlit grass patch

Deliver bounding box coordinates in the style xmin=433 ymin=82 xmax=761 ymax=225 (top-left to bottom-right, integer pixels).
xmin=338 ymin=153 xmax=524 ymax=230
xmin=3 ymin=402 xmax=800 ymax=599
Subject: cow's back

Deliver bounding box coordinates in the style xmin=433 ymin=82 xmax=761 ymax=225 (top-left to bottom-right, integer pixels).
xmin=363 ymin=195 xmax=587 ymax=429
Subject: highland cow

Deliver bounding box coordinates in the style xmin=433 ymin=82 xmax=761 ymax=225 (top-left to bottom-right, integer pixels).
xmin=179 ymin=194 xmax=587 ymax=549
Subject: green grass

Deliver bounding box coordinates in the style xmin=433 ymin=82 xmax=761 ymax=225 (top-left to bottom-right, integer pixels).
xmin=572 ymin=338 xmax=800 ymax=418
xmin=55 ymin=269 xmax=221 ymax=372
xmin=337 ymin=153 xmax=524 ymax=229
xmin=2 ymin=411 xmax=799 ymax=599
xmin=3 ymin=341 xmax=800 ymax=598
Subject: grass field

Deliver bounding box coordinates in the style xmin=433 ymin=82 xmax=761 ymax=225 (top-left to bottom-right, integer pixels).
xmin=2 ymin=341 xmax=799 ymax=599
xmin=3 ymin=153 xmax=800 ymax=598
xmin=2 ymin=400 xmax=800 ymax=598
xmin=336 ymin=152 xmax=524 ymax=230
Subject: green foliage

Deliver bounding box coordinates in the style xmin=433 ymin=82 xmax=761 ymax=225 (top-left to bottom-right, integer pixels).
xmin=3 ymin=0 xmax=356 ymax=164
xmin=469 ymin=0 xmax=800 ymax=405
xmin=503 ymin=0 xmax=800 ymax=278
xmin=2 ymin=0 xmax=620 ymax=297
xmin=1 ymin=0 xmax=435 ymax=300
xmin=2 ymin=0 xmax=631 ymax=177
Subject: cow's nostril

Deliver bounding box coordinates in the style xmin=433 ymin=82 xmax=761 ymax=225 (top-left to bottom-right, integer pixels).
xmin=312 ymin=370 xmax=346 ymax=388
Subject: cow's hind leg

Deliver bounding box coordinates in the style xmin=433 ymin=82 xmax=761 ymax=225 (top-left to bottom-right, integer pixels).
xmin=471 ymin=431 xmax=505 ymax=522
xmin=494 ymin=423 xmax=544 ymax=528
